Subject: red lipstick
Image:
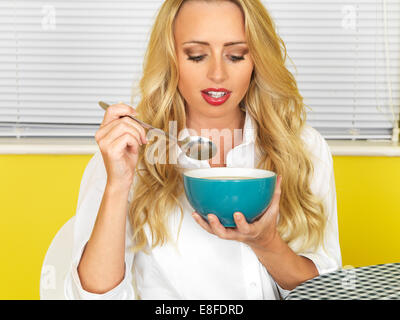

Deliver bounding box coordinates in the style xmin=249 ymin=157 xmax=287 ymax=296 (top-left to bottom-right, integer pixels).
xmin=201 ymin=88 xmax=232 ymax=106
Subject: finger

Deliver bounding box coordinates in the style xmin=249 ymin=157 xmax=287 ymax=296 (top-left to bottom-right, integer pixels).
xmin=108 ymin=132 xmax=141 ymax=156
xmin=269 ymin=174 xmax=282 ymax=211
xmin=119 ymin=117 xmax=147 ymax=144
xmin=233 ymin=212 xmax=254 ymax=236
xmin=128 ymin=117 xmax=148 ymax=144
xmin=99 ymin=123 xmax=143 ymax=152
xmin=97 ymin=117 xmax=147 ymax=146
xmin=192 ymin=212 xmax=214 ymax=234
xmin=207 ymin=214 xmax=234 ymax=239
xmin=101 ymin=103 xmax=137 ymax=127
xmin=101 ymin=116 xmax=147 ymax=145
xmin=259 ymin=175 xmax=282 ymax=222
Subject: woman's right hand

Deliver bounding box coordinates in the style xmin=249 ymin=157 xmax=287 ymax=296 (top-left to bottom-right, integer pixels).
xmin=95 ymin=103 xmax=147 ymax=189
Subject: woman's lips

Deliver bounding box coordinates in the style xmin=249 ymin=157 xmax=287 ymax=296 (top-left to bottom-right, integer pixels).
xmin=201 ymin=92 xmax=231 ymax=106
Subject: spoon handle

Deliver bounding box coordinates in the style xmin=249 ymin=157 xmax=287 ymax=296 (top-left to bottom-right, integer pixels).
xmin=98 ymin=101 xmax=178 ymax=142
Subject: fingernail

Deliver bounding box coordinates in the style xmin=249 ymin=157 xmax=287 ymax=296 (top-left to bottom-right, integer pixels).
xmin=234 ymin=212 xmax=241 ymax=220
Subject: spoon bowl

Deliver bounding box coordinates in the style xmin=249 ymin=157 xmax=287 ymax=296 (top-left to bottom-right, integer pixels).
xmin=98 ymin=101 xmax=217 ymax=161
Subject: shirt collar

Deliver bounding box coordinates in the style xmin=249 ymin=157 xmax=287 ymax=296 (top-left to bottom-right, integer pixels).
xmin=176 ymin=105 xmax=257 ymax=167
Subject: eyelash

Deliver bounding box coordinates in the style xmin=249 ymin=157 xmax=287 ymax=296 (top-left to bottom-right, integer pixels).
xmin=187 ymin=55 xmax=245 ymax=63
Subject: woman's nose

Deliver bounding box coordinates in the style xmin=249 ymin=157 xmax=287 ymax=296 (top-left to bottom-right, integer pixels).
xmin=207 ymin=57 xmax=228 ymax=83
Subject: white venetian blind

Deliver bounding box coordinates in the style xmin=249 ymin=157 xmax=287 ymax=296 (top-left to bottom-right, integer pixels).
xmin=0 ymin=0 xmax=159 ymax=137
xmin=0 ymin=0 xmax=399 ymax=140
xmin=263 ymin=0 xmax=400 ymax=140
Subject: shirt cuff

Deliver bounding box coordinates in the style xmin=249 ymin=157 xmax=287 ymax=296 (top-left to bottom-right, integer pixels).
xmin=275 ymin=252 xmax=339 ymax=300
xmin=65 ymin=241 xmax=135 ymax=300
xmin=275 ymin=282 xmax=292 ymax=300
xmin=299 ymin=252 xmax=339 ymax=276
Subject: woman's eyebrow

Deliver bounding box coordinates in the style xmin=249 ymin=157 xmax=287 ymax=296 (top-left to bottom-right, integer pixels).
xmin=182 ymin=41 xmax=247 ymax=46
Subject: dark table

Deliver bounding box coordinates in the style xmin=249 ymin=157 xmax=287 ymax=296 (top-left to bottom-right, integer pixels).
xmin=285 ymin=263 xmax=400 ymax=300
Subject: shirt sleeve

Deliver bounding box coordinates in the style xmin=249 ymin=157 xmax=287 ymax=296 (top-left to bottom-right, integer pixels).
xmin=64 ymin=150 xmax=136 ymax=300
xmin=275 ymin=126 xmax=342 ymax=299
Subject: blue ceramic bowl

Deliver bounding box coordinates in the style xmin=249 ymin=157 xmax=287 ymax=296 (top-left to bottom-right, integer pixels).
xmin=183 ymin=167 xmax=276 ymax=227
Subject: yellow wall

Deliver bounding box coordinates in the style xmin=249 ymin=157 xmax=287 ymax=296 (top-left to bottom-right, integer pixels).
xmin=0 ymin=154 xmax=399 ymax=299
xmin=333 ymin=156 xmax=400 ymax=267
xmin=0 ymin=154 xmax=90 ymax=300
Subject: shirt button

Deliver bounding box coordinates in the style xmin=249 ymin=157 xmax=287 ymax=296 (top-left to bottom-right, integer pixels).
xmin=250 ymin=282 xmax=257 ymax=287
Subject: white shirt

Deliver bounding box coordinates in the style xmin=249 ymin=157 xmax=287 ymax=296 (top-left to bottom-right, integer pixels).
xmin=64 ymin=108 xmax=342 ymax=300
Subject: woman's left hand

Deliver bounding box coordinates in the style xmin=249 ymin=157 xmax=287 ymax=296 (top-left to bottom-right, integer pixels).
xmin=192 ymin=175 xmax=282 ymax=250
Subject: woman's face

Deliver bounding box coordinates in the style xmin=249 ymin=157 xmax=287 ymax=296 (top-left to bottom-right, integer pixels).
xmin=174 ymin=1 xmax=254 ymax=119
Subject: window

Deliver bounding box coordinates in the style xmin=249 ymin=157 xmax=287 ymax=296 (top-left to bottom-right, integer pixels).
xmin=265 ymin=0 xmax=400 ymax=140
xmin=1 ymin=0 xmax=399 ymax=140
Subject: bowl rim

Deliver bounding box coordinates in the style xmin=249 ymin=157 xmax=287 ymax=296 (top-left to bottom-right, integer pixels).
xmin=183 ymin=167 xmax=276 ymax=180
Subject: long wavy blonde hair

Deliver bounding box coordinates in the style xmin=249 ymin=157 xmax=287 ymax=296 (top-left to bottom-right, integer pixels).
xmin=128 ymin=0 xmax=326 ymax=254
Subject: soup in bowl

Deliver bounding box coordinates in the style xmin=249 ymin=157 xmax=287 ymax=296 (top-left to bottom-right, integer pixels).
xmin=183 ymin=167 xmax=276 ymax=227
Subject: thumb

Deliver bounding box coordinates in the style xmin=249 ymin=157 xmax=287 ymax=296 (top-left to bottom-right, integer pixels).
xmin=269 ymin=174 xmax=282 ymax=213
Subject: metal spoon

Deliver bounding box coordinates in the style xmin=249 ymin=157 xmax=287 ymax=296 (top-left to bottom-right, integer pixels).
xmin=98 ymin=101 xmax=217 ymax=161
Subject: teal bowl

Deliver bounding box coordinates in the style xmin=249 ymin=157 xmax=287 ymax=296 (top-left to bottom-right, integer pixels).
xmin=183 ymin=167 xmax=276 ymax=227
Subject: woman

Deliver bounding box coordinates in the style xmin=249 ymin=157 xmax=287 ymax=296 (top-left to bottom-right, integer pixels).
xmin=65 ymin=0 xmax=341 ymax=300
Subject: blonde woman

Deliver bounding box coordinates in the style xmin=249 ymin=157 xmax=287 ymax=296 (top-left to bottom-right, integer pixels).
xmin=65 ymin=0 xmax=341 ymax=300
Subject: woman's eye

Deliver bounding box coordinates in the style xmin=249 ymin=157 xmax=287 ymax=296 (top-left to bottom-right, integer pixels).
xmin=187 ymin=55 xmax=205 ymax=63
xmin=187 ymin=55 xmax=245 ymax=63
xmin=230 ymin=55 xmax=245 ymax=62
